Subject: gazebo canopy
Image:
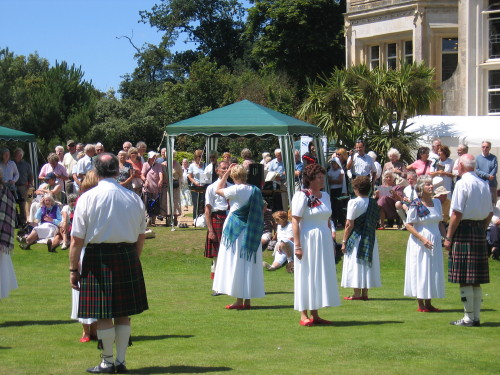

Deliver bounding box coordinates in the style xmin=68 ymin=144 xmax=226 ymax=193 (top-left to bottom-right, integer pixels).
xmin=0 ymin=126 xmax=36 ymax=142
xmin=166 ymin=99 xmax=322 ymax=137
xmin=162 ymin=100 xmax=325 ymax=227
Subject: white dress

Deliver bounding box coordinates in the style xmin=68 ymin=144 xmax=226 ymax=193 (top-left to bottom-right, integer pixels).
xmin=404 ymin=199 xmax=445 ymax=299
xmin=0 ymin=252 xmax=18 ymax=299
xmin=70 ymin=248 xmax=97 ymax=324
xmin=292 ymin=191 xmax=340 ymax=311
xmin=341 ymin=197 xmax=382 ymax=289
xmin=213 ymin=185 xmax=265 ymax=299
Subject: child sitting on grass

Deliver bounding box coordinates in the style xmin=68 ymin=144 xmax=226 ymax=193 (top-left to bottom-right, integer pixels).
xmin=263 ymin=210 xmax=294 ymax=271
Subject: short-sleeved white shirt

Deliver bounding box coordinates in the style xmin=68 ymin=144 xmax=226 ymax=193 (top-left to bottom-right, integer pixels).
xmin=450 ymin=172 xmax=493 ymax=220
xmin=348 ymin=154 xmax=377 ymax=177
xmin=71 ymin=179 xmax=146 ymax=245
xmin=277 ymin=223 xmax=293 ymax=241
xmin=403 ymin=185 xmax=417 ymax=201
xmin=75 ymin=155 xmax=93 ymax=176
xmin=205 ymin=178 xmax=232 ymax=212
xmin=346 ymin=196 xmax=370 ymax=220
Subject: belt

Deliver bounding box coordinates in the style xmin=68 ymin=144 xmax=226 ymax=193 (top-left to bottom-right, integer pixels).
xmin=212 ymin=210 xmax=227 ymax=215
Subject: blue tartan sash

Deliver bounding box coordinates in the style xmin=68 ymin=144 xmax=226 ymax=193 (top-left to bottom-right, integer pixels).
xmin=346 ymin=198 xmax=379 ymax=266
xmin=223 ymin=185 xmax=264 ymax=262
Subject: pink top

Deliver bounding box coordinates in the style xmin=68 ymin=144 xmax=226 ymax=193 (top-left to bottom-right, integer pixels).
xmin=142 ymin=162 xmax=164 ymax=196
xmin=407 ymin=159 xmax=432 ymax=176
xmin=38 ymin=163 xmax=68 ymax=189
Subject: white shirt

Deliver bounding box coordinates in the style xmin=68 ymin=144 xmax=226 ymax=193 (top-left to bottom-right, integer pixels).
xmin=277 ymin=222 xmax=293 ymax=242
xmin=75 ymin=155 xmax=93 ymax=177
xmin=205 ymin=178 xmax=232 ymax=212
xmin=347 ymin=153 xmax=377 ymax=177
xmin=62 ymin=152 xmax=78 ymax=176
xmin=403 ymin=185 xmax=417 ymax=201
xmin=327 ymin=166 xmax=344 ymax=190
xmin=72 ymin=179 xmax=146 ymax=245
xmin=204 ymin=163 xmax=215 ymax=183
xmin=450 ymin=172 xmax=493 ymax=220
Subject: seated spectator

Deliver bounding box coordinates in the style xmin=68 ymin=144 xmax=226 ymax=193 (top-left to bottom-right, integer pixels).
xmin=60 ymin=193 xmax=77 ymax=250
xmin=261 ymin=202 xmax=276 ymax=250
xmin=407 ymin=147 xmax=432 ymax=176
xmin=382 ymin=148 xmax=407 ymax=181
xmin=29 ymin=172 xmax=62 ymax=222
xmin=374 ymin=171 xmax=403 ymax=229
xmin=19 ymin=194 xmax=62 ymax=252
xmin=39 ymin=152 xmax=68 ymax=191
xmin=395 ymin=171 xmax=418 ymax=224
xmin=263 ymin=211 xmax=293 ymax=271
xmin=429 ymin=145 xmax=454 ymax=198
xmin=487 ymin=200 xmax=500 ymax=260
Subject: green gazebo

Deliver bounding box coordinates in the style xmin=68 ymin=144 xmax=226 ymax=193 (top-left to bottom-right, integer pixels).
xmin=164 ymin=100 xmax=324 ymax=225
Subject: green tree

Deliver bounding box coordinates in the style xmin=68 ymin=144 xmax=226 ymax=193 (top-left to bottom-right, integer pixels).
xmin=298 ymin=63 xmax=441 ymax=164
xmin=245 ymin=0 xmax=346 ymax=86
xmin=139 ymin=0 xmax=246 ymax=69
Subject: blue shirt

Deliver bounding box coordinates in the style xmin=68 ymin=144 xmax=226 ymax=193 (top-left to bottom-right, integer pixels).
xmin=268 ymin=158 xmax=285 ymax=181
xmin=476 ymin=154 xmax=498 ymax=187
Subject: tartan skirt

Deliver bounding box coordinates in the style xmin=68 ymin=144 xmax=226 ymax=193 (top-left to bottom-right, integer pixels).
xmin=448 ymin=220 xmax=490 ymax=284
xmin=78 ymin=243 xmax=149 ymax=319
xmin=204 ymin=212 xmax=227 ymax=258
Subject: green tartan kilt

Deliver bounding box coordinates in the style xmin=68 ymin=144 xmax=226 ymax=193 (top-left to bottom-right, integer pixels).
xmin=78 ymin=243 xmax=149 ymax=319
xmin=448 ymin=220 xmax=489 ymax=284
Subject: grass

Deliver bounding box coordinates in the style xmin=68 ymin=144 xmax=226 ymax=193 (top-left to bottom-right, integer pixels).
xmin=0 ymin=226 xmax=499 ymax=374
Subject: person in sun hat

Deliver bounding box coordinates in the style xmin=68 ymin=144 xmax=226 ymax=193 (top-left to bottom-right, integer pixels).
xmin=433 ymin=185 xmax=451 ymax=225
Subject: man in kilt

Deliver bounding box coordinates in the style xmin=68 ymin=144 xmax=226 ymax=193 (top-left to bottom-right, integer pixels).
xmin=204 ymin=160 xmax=231 ymax=295
xmin=70 ymin=153 xmax=148 ymax=373
xmin=444 ymin=154 xmax=493 ymax=327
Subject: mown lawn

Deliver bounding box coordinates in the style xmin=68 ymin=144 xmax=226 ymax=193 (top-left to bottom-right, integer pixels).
xmin=0 ymin=227 xmax=499 ymax=374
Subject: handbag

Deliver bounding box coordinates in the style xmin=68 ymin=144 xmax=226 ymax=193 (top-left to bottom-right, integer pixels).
xmin=172 ymin=180 xmax=180 ymax=189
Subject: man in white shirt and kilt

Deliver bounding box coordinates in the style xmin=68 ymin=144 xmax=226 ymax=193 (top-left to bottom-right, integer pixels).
xmin=444 ymin=154 xmax=493 ymax=327
xmin=205 ymin=161 xmax=231 ymax=295
xmin=70 ymin=153 xmax=148 ymax=373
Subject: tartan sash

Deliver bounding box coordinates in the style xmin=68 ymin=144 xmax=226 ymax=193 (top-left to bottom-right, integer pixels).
xmin=0 ymin=186 xmax=16 ymax=255
xmin=346 ymin=198 xmax=379 ymax=266
xmin=223 ymin=185 xmax=264 ymax=262
xmin=409 ymin=198 xmax=430 ymax=218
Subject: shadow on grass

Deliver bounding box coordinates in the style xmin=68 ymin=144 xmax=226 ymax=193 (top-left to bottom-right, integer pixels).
xmin=479 ymin=322 xmax=500 ymax=327
xmin=0 ymin=319 xmax=74 ymax=328
xmin=333 ymin=320 xmax=404 ymax=327
xmin=0 ymin=346 xmax=12 ymax=349
xmin=128 ymin=365 xmax=232 ymax=374
xmin=133 ymin=335 xmax=194 ymax=342
xmin=265 ymin=291 xmax=293 ymax=295
xmin=250 ymin=305 xmax=294 ymax=310
xmin=438 ymin=308 xmax=496 ymax=313
xmin=366 ymin=298 xmax=414 ymax=302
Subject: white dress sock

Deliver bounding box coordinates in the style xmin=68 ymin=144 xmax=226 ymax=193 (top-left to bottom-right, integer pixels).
xmin=473 ymin=286 xmax=482 ymax=322
xmin=459 ymin=285 xmax=474 ymax=322
xmin=97 ymin=327 xmax=115 ymax=367
xmin=115 ymin=324 xmax=131 ymax=365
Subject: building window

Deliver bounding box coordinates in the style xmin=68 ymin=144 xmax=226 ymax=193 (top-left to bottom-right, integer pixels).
xmin=489 ymin=2 xmax=500 ymax=58
xmin=387 ymin=43 xmax=397 ymax=69
xmin=489 ymin=70 xmax=500 ymax=114
xmin=370 ymin=46 xmax=380 ymax=69
xmin=404 ymin=41 xmax=413 ymax=64
xmin=442 ymin=38 xmax=458 ymax=81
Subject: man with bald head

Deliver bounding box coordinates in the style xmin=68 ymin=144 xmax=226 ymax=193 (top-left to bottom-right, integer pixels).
xmin=444 ymin=154 xmax=493 ymax=327
xmin=70 ymin=153 xmax=148 ymax=373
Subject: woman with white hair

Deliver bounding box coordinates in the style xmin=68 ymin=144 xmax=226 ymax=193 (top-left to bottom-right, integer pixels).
xmin=404 ymin=175 xmax=445 ymax=312
xmin=367 ymin=151 xmax=382 ymax=183
xmin=19 ymin=193 xmax=62 ymax=252
xmin=382 ymin=148 xmax=406 ymax=180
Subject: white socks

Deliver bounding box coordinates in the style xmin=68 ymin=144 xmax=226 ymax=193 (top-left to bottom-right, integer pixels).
xmin=97 ymin=327 xmax=115 ymax=367
xmin=459 ymin=286 xmax=474 ymax=322
xmin=473 ymin=286 xmax=482 ymax=322
xmin=115 ymin=324 xmax=131 ymax=366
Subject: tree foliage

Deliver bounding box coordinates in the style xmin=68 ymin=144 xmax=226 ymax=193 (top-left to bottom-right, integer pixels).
xmin=298 ymin=63 xmax=441 ymax=164
xmin=245 ymin=0 xmax=346 ymax=85
xmin=0 ymin=48 xmax=99 ymax=156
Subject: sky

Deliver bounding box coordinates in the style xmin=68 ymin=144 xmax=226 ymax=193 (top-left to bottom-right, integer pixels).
xmin=0 ymin=0 xmax=176 ymax=93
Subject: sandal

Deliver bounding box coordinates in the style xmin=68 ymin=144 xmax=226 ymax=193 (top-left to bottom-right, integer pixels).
xmin=300 ymin=319 xmax=314 ymax=327
xmin=343 ymin=296 xmax=363 ymax=300
xmin=225 ymin=304 xmax=244 ymax=310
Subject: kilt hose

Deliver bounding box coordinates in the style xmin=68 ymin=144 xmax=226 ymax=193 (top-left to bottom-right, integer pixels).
xmin=78 ymin=243 xmax=148 ymax=319
xmin=448 ymin=220 xmax=490 ymax=284
xmin=204 ymin=212 xmax=227 ymax=258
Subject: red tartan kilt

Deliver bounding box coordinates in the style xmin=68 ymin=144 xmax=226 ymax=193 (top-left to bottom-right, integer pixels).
xmin=204 ymin=213 xmax=226 ymax=258
xmin=448 ymin=220 xmax=490 ymax=284
xmin=78 ymin=243 xmax=148 ymax=319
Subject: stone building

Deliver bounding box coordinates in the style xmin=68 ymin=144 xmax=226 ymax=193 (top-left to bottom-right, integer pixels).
xmin=344 ymin=0 xmax=500 ymax=116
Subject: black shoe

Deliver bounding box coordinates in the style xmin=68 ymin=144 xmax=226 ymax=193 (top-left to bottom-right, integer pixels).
xmin=472 ymin=320 xmax=481 ymax=327
xmin=47 ymin=239 xmax=53 ymax=252
xmin=86 ymin=363 xmax=115 ymax=374
xmin=115 ymin=363 xmax=128 ymax=374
